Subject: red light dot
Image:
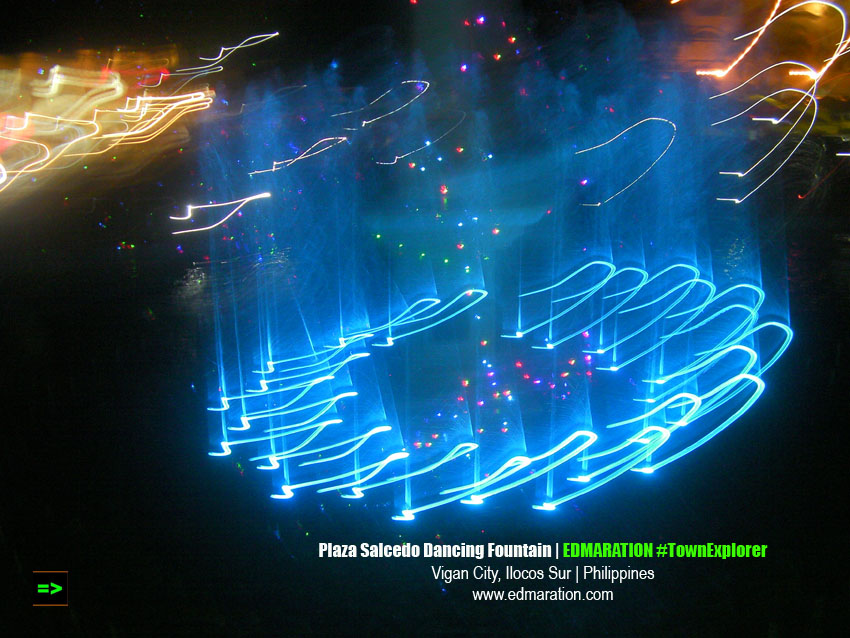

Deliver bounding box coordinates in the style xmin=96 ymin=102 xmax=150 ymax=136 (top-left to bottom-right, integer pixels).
xmin=440 ymin=184 xmax=449 ymax=195
xmin=515 ymin=361 xmax=523 ymax=368
xmin=523 ymin=373 xmax=530 ymax=379
xmin=501 ymin=427 xmax=508 ymax=433
xmin=425 ymin=442 xmax=432 ymax=447
xmin=456 ymin=243 xmax=464 ymax=250
xmin=480 ymin=340 xmax=488 ymax=346
xmin=456 ymin=147 xmax=464 ymax=153
xmin=431 ymin=433 xmax=439 ymax=439
xmin=491 ymin=228 xmax=500 ymax=235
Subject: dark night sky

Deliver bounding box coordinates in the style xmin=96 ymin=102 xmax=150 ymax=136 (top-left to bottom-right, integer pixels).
xmin=2 ymin=1 xmax=849 ymax=636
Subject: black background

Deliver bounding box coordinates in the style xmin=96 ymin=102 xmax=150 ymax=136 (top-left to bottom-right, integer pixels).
xmin=2 ymin=1 xmax=849 ymax=635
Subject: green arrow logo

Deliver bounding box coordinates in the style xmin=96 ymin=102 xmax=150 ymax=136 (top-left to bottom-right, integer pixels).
xmin=37 ymin=583 xmax=62 ymax=595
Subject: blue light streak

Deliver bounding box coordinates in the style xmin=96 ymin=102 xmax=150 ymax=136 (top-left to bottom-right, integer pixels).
xmin=194 ymin=33 xmax=793 ymax=521
xmin=205 ymin=255 xmax=789 ymax=520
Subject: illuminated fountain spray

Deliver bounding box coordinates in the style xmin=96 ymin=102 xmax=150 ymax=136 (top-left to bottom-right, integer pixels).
xmin=190 ymin=10 xmax=792 ymax=521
